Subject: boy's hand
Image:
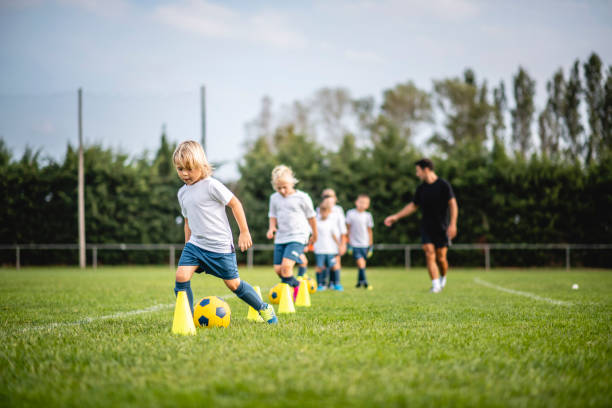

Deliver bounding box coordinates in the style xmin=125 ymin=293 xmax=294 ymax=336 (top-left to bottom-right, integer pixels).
xmin=307 ymin=233 xmax=317 ymax=247
xmin=266 ymin=227 xmax=276 ymax=240
xmin=238 ymin=231 xmax=253 ymax=252
xmin=339 ymin=242 xmax=347 ymax=256
xmin=367 ymin=245 xmax=374 ymax=259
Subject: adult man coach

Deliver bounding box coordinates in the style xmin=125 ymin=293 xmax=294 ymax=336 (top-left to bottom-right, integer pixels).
xmin=384 ymin=158 xmax=458 ymax=293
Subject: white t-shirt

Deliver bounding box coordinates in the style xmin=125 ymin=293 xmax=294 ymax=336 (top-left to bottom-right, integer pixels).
xmin=345 ymin=209 xmax=374 ymax=247
xmin=178 ymin=176 xmax=235 ymax=253
xmin=314 ymin=214 xmax=340 ymax=254
xmin=317 ymin=205 xmax=347 ymax=236
xmin=268 ymin=190 xmax=316 ymax=244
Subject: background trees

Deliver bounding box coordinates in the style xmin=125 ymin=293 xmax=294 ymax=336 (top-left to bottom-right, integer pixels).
xmin=1 ymin=53 xmax=611 ymax=267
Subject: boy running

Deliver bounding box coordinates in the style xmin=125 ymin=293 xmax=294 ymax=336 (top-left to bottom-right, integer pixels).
xmin=345 ymin=194 xmax=374 ymax=289
xmin=173 ymin=141 xmax=277 ymax=323
xmin=267 ymin=165 xmax=317 ymax=300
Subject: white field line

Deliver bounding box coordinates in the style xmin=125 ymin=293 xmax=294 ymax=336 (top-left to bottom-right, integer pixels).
xmin=474 ymin=277 xmax=572 ymax=306
xmin=18 ymin=292 xmax=241 ymax=333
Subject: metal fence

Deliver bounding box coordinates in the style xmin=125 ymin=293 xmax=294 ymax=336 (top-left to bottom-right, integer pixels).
xmin=1 ymin=243 xmax=611 ymax=270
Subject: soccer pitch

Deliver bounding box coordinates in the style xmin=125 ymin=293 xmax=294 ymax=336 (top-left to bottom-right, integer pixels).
xmin=1 ymin=267 xmax=610 ymax=407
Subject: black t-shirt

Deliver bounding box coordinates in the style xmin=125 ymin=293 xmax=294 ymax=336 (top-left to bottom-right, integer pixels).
xmin=413 ymin=178 xmax=455 ymax=233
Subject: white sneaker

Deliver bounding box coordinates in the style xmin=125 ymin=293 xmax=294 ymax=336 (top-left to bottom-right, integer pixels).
xmin=440 ymin=277 xmax=446 ymax=288
xmin=429 ymin=287 xmax=441 ymax=293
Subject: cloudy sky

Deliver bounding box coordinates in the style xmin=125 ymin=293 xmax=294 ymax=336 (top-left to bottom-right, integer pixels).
xmin=1 ymin=0 xmax=611 ymax=180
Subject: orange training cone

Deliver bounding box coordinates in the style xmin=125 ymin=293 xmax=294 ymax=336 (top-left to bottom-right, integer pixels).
xmin=278 ymin=283 xmax=296 ymax=314
xmin=295 ymin=278 xmax=311 ymax=307
xmin=247 ymin=286 xmax=265 ymax=322
xmin=172 ymin=291 xmax=196 ymax=335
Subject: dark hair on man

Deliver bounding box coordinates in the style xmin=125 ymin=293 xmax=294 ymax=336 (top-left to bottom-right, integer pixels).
xmin=357 ymin=193 xmax=370 ymax=199
xmin=415 ymin=158 xmax=434 ymax=170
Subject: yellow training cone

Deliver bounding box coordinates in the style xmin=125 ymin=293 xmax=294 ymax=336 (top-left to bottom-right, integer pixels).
xmin=278 ymin=283 xmax=296 ymax=314
xmin=172 ymin=291 xmax=196 ymax=335
xmin=295 ymin=279 xmax=311 ymax=307
xmin=247 ymin=286 xmax=265 ymax=322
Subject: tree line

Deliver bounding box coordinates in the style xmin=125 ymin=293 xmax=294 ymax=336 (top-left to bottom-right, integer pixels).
xmin=1 ymin=53 xmax=611 ymax=267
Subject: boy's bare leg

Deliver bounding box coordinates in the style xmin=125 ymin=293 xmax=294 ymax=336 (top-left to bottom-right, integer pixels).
xmin=174 ymin=265 xmax=198 ymax=314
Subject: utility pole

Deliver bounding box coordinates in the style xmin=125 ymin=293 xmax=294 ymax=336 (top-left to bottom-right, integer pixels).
xmin=200 ymin=85 xmax=206 ymax=152
xmin=78 ymin=88 xmax=86 ymax=269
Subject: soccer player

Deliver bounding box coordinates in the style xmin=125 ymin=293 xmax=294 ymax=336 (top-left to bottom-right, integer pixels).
xmin=346 ymin=194 xmax=374 ymax=289
xmin=314 ymin=198 xmax=343 ymax=291
xmin=318 ymin=188 xmax=348 ymax=288
xmin=172 ymin=141 xmax=277 ymax=323
xmin=267 ymin=165 xmax=318 ymax=300
xmin=384 ymin=158 xmax=458 ymax=293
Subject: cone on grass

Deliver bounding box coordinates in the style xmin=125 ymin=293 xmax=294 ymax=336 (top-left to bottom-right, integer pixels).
xmin=278 ymin=283 xmax=295 ymax=314
xmin=247 ymin=286 xmax=265 ymax=322
xmin=172 ymin=291 xmax=196 ymax=335
xmin=295 ymin=278 xmax=311 ymax=307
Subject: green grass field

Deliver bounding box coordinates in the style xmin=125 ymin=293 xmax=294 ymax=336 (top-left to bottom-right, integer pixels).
xmin=1 ymin=266 xmax=610 ymax=407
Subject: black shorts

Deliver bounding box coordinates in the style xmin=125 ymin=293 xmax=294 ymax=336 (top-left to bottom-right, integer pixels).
xmin=420 ymin=228 xmax=449 ymax=248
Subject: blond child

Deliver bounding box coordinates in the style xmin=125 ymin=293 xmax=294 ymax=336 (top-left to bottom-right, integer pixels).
xmin=173 ymin=141 xmax=277 ymax=323
xmin=266 ymin=165 xmax=317 ymax=300
xmin=346 ymin=194 xmax=374 ymax=289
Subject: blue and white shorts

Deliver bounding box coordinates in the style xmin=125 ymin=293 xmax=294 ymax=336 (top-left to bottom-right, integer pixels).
xmin=273 ymin=242 xmax=304 ymax=265
xmin=178 ymin=243 xmax=239 ymax=280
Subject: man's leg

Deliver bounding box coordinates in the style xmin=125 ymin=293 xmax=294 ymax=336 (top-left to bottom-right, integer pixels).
xmin=422 ymin=244 xmax=441 ymax=292
xmin=435 ymin=247 xmax=448 ymax=288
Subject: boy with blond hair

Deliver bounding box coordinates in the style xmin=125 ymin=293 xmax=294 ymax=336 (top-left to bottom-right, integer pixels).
xmin=267 ymin=165 xmax=317 ymax=300
xmin=346 ymin=194 xmax=374 ymax=289
xmin=173 ymin=140 xmax=277 ymax=323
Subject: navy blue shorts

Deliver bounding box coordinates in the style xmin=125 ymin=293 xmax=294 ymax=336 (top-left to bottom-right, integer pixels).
xmin=352 ymin=246 xmax=369 ymax=260
xmin=421 ymin=228 xmax=449 ymax=248
xmin=315 ymin=253 xmax=337 ymax=268
xmin=178 ymin=242 xmax=239 ymax=280
xmin=273 ymin=242 xmax=304 ymax=265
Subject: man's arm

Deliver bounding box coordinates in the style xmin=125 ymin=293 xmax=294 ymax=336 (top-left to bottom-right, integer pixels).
xmin=384 ymin=202 xmax=418 ymax=227
xmin=447 ymin=198 xmax=458 ymax=239
xmin=227 ymin=196 xmax=253 ymax=252
xmin=184 ymin=218 xmax=191 ymax=243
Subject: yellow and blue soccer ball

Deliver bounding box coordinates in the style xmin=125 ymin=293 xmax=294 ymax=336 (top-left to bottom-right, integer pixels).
xmin=193 ymin=296 xmax=231 ymax=328
xmin=307 ymin=278 xmax=317 ymax=294
xmin=268 ymin=283 xmax=283 ymax=304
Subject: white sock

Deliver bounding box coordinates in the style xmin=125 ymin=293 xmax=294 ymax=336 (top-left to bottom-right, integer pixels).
xmin=440 ymin=276 xmax=446 ymax=287
xmin=432 ymin=278 xmax=441 ymax=290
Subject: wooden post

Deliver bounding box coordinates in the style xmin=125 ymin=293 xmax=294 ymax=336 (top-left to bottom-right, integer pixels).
xmin=485 ymin=245 xmax=490 ymax=271
xmin=404 ymin=246 xmax=411 ymax=269
xmin=93 ymin=246 xmax=97 ymax=269
xmin=565 ymin=245 xmax=570 ymax=270
xmin=78 ymin=88 xmax=86 ymax=269
xmin=16 ymin=246 xmax=20 ymax=270
xmin=169 ymin=245 xmax=175 ymax=270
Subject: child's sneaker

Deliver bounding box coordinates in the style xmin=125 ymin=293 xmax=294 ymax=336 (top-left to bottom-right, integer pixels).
xmin=318 ymin=285 xmax=327 ymax=291
xmin=355 ymin=282 xmax=362 ymax=288
xmin=333 ymin=284 xmax=344 ymax=291
xmin=259 ymin=303 xmax=278 ymax=324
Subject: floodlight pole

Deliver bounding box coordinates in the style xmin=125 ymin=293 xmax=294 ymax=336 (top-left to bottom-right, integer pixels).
xmin=200 ymin=85 xmax=206 ymax=152
xmin=78 ymin=88 xmax=86 ymax=269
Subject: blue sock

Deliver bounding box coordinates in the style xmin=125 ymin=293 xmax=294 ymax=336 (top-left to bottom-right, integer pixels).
xmin=174 ymin=281 xmax=194 ymax=315
xmin=358 ymin=268 xmax=366 ymax=283
xmin=281 ymin=276 xmax=300 ymax=288
xmin=234 ymin=281 xmax=265 ymax=311
xmin=334 ymin=268 xmax=341 ymax=284
xmin=328 ymin=267 xmax=335 ymax=285
xmin=316 ymin=271 xmax=323 ymax=286
xmin=298 ymin=265 xmax=307 ymax=277
xmin=323 ymin=268 xmax=330 ymax=285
